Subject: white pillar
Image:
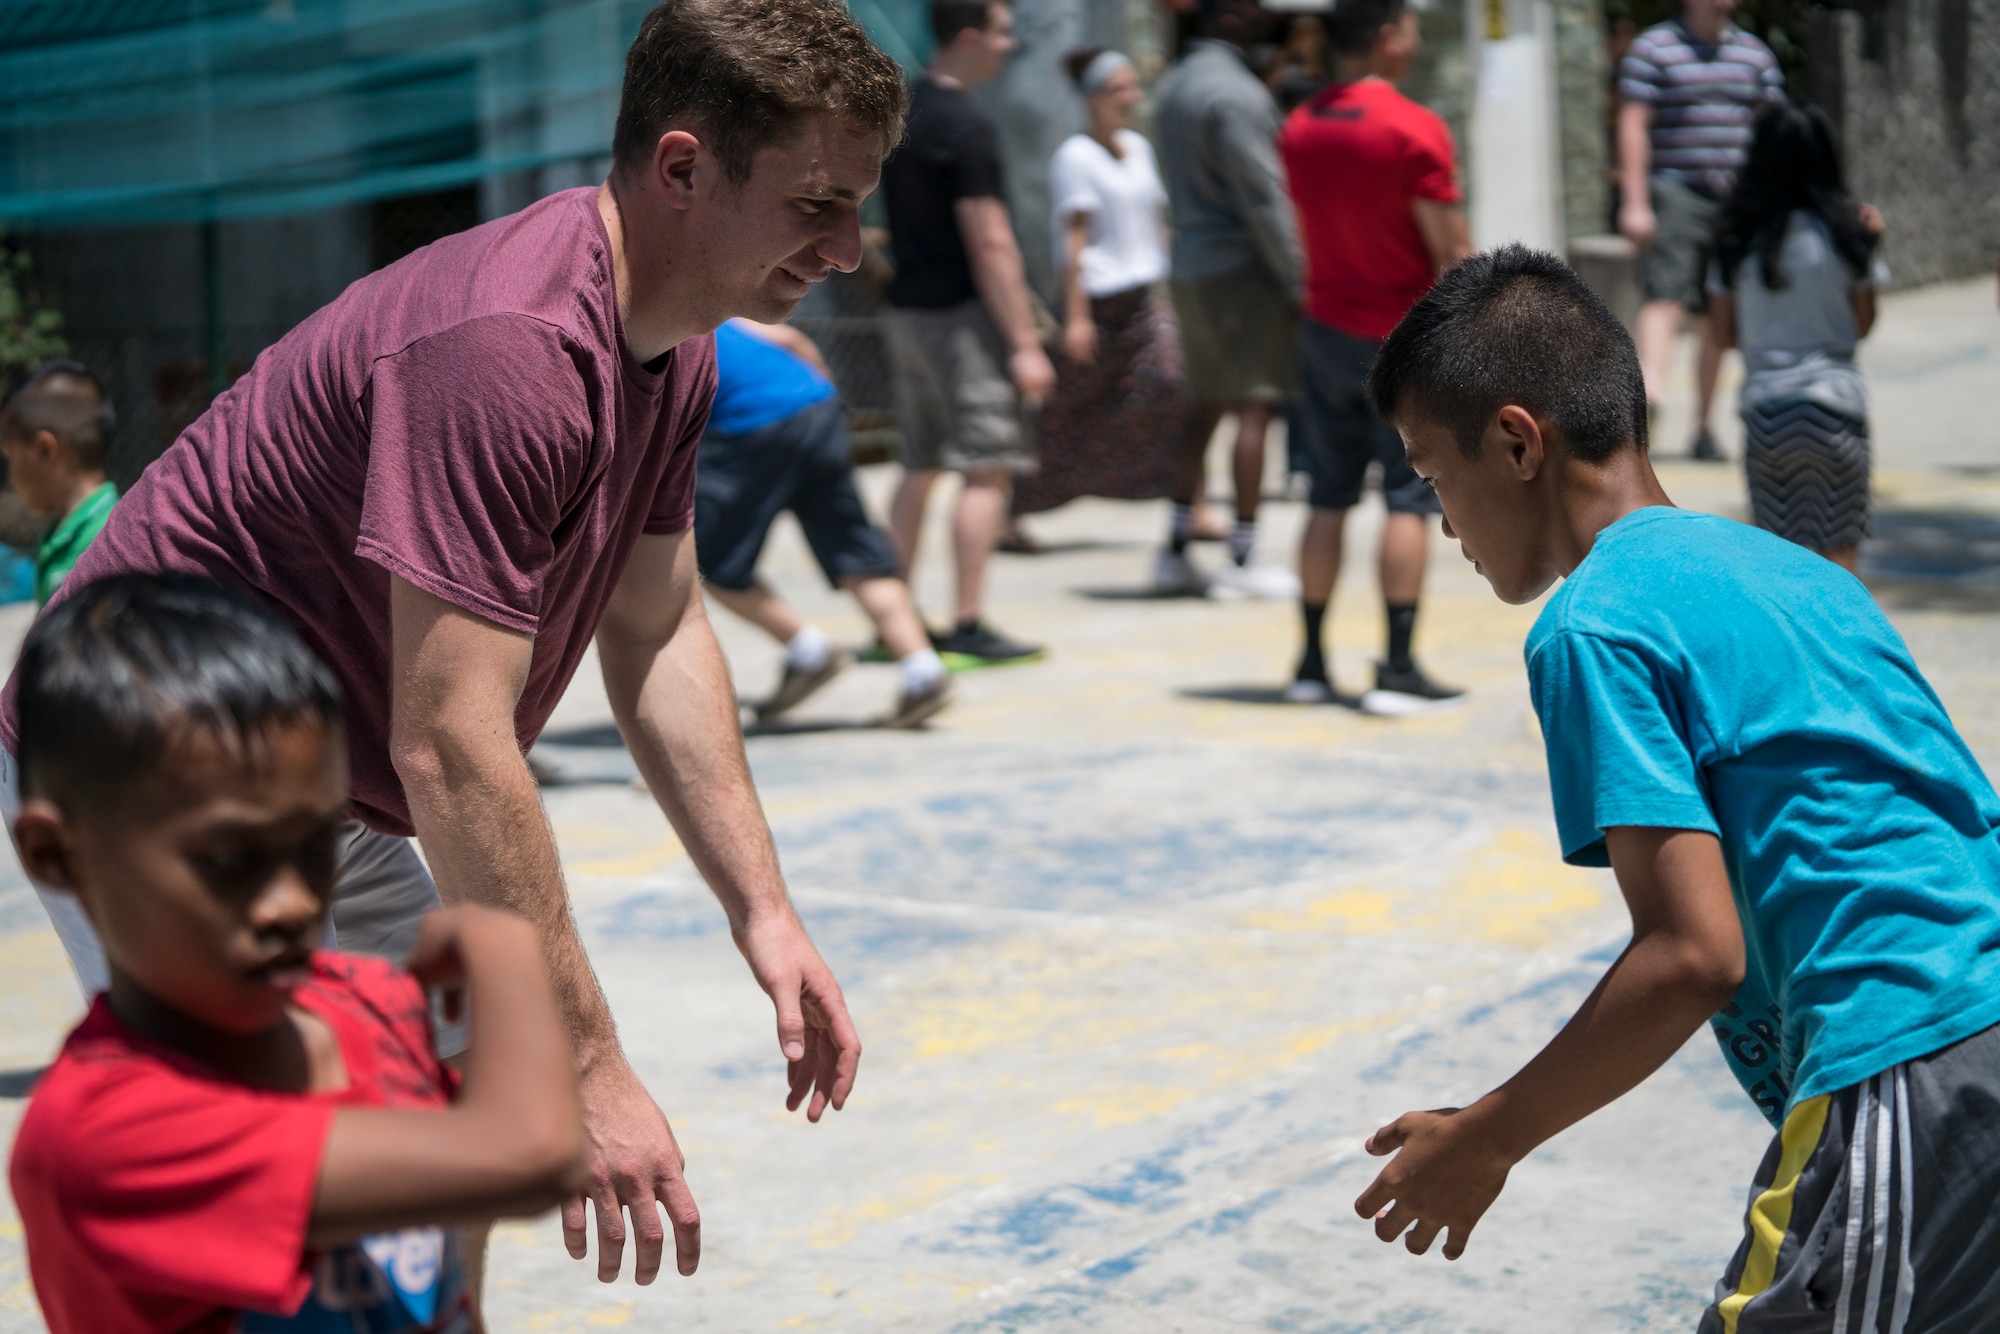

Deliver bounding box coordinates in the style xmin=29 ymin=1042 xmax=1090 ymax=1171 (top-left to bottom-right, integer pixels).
xmin=1467 ymin=0 xmax=1565 ymax=251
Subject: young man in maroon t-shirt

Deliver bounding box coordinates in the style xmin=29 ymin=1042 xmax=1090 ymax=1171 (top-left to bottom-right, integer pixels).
xmin=0 ymin=0 xmax=908 ymax=1300
xmin=1277 ymin=0 xmax=1473 ymax=715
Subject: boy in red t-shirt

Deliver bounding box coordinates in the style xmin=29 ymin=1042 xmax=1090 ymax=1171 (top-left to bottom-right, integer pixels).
xmin=6 ymin=575 xmax=585 ymax=1334
xmin=1277 ymin=0 xmax=1474 ymax=716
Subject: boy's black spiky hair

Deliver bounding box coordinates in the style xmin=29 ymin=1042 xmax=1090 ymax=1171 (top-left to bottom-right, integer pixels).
xmin=1369 ymin=244 xmax=1648 ymax=463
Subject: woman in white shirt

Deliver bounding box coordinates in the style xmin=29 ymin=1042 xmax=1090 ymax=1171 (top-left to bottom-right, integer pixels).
xmin=1013 ymin=48 xmax=1212 ymax=592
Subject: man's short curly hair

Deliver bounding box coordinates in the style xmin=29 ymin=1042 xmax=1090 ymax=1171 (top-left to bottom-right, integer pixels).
xmin=612 ymin=0 xmax=910 ymax=184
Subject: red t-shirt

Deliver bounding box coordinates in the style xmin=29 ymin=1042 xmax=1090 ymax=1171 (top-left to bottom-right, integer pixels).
xmin=1279 ymin=79 xmax=1461 ymax=341
xmin=9 ymin=953 xmax=465 ymax=1334
xmin=0 ymin=188 xmax=715 ymax=835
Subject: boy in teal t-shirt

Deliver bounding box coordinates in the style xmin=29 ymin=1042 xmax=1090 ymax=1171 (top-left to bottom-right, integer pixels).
xmin=0 ymin=361 xmax=119 ymax=605
xmin=1352 ymin=245 xmax=2000 ymax=1330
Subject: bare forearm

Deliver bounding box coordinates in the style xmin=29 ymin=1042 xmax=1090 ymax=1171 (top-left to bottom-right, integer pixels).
xmin=1061 ymin=221 xmax=1091 ymax=328
xmin=601 ymin=602 xmax=790 ymax=933
xmin=1467 ymin=933 xmax=1735 ymax=1161
xmin=397 ymin=734 xmax=617 ymax=1054
xmin=1617 ymin=103 xmax=1652 ymax=206
xmin=970 ymin=238 xmax=1040 ymax=351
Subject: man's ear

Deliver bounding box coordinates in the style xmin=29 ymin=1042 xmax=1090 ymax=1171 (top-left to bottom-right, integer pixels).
xmin=650 ymin=130 xmax=705 ymax=211
xmin=1492 ymin=405 xmax=1547 ymax=482
xmin=30 ymin=429 xmax=61 ymax=465
xmin=14 ymin=798 xmax=84 ymax=900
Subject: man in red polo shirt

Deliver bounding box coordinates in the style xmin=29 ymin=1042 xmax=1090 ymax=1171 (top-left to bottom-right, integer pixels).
xmin=1277 ymin=0 xmax=1472 ymax=715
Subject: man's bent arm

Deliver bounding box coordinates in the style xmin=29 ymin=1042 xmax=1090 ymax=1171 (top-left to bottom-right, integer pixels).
xmin=1617 ymin=101 xmax=1655 ymax=242
xmin=389 ymin=575 xmax=701 ymax=1284
xmin=1411 ymin=200 xmax=1473 ymax=277
xmin=387 ymin=577 xmax=611 ymax=1052
xmin=955 ymin=196 xmax=1057 ymax=403
xmin=597 ymin=530 xmax=861 ymax=1121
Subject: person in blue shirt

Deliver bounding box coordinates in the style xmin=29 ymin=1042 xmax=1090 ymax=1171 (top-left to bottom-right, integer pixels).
xmin=1350 ymin=245 xmax=2000 ymax=1330
xmin=698 ymin=319 xmax=950 ymax=727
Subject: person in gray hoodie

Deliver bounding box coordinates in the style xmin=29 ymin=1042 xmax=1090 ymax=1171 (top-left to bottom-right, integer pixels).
xmin=1153 ymin=0 xmax=1303 ymax=601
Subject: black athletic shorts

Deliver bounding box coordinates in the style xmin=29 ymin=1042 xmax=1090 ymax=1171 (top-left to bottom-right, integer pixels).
xmin=693 ymin=397 xmax=901 ymax=592
xmin=1294 ymin=318 xmax=1440 ymax=516
xmin=1700 ymin=1020 xmax=2000 ymax=1333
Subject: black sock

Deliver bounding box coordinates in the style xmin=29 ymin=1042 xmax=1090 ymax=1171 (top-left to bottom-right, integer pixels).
xmin=1297 ymin=601 xmax=1328 ymax=681
xmin=1169 ymin=502 xmax=1193 ymax=555
xmin=956 ymin=615 xmax=981 ymax=634
xmin=1386 ymin=602 xmax=1418 ymax=673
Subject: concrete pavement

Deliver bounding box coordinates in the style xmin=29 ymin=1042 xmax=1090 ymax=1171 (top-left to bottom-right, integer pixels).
xmin=1 ymin=278 xmax=1997 ymax=1332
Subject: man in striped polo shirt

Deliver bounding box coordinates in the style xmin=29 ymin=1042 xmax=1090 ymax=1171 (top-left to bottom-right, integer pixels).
xmin=1616 ymin=0 xmax=1782 ymax=460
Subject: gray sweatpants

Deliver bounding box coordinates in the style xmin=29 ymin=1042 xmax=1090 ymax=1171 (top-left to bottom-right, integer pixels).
xmin=1701 ymin=1021 xmax=2000 ymax=1333
xmin=2 ymin=748 xmax=443 ymax=998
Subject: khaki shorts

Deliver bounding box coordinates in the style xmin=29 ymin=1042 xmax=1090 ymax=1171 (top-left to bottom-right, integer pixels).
xmin=884 ymin=301 xmax=1034 ymax=473
xmin=1171 ymin=267 xmax=1299 ymax=405
xmin=1641 ymin=175 xmax=1722 ymax=311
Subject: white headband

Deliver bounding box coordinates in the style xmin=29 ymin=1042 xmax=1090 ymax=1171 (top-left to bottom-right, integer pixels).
xmin=1079 ymin=50 xmax=1134 ymax=95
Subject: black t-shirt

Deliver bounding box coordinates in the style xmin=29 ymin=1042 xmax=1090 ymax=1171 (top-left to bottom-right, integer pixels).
xmin=883 ymin=79 xmax=1007 ymax=310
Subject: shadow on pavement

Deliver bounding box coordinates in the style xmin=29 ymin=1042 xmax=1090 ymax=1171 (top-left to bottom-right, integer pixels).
xmin=1071 ymin=586 xmax=1211 ymax=601
xmin=1177 ymin=684 xmax=1303 ymax=706
xmin=0 ymin=1067 xmax=44 ymax=1099
xmin=1862 ymin=508 xmax=2000 ymax=612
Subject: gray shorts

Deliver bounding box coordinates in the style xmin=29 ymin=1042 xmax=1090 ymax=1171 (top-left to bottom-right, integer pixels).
xmin=884 ymin=301 xmax=1033 ymax=473
xmin=1700 ymin=1021 xmax=2000 ymax=1333
xmin=3 ymin=748 xmax=442 ymax=998
xmin=1171 ymin=267 xmax=1299 ymax=405
xmin=1641 ymin=175 xmax=1722 ymax=310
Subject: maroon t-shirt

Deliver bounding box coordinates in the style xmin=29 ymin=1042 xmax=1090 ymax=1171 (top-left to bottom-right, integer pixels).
xmin=0 ymin=188 xmax=715 ymax=834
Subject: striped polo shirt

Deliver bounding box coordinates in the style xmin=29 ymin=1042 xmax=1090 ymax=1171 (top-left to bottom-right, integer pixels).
xmin=1618 ymin=19 xmax=1783 ymax=197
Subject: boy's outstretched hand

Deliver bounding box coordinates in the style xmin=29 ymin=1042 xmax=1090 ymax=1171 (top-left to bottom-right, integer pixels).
xmin=1354 ymin=1105 xmax=1518 ymax=1260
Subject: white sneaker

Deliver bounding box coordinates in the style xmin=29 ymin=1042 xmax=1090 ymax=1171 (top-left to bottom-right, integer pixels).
xmin=1151 ymin=548 xmax=1209 ymax=596
xmin=1209 ymin=560 xmax=1301 ymax=601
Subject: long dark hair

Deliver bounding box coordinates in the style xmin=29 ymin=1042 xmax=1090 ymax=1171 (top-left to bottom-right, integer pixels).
xmin=1715 ymin=103 xmax=1876 ymax=291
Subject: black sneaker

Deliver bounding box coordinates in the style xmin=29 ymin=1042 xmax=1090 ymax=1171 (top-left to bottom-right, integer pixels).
xmin=1690 ymin=428 xmax=1726 ymax=462
xmin=935 ymin=620 xmax=1045 ymax=670
xmin=1360 ymin=661 xmax=1466 ymax=717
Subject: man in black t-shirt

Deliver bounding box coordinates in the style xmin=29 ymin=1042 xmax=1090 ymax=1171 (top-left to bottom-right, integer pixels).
xmin=882 ymin=0 xmax=1055 ymax=667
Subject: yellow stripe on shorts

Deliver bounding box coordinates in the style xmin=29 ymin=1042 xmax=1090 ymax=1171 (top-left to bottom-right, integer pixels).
xmin=1717 ymin=1093 xmax=1832 ymax=1334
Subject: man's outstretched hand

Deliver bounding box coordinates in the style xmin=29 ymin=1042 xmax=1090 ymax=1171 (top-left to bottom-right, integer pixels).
xmin=563 ymin=1056 xmax=700 ymax=1283
xmin=1353 ymin=1106 xmax=1516 ymax=1261
xmin=735 ymin=907 xmax=861 ymax=1121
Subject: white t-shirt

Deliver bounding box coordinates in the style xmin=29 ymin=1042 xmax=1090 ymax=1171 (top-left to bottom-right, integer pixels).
xmin=1048 ymin=130 xmax=1170 ymax=298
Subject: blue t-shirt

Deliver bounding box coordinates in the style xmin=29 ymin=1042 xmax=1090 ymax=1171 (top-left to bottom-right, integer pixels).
xmin=1528 ymin=507 xmax=2000 ymax=1125
xmin=706 ymin=320 xmax=835 ymax=437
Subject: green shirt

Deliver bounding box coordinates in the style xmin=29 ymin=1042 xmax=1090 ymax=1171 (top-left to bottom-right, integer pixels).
xmin=35 ymin=481 xmax=118 ymax=606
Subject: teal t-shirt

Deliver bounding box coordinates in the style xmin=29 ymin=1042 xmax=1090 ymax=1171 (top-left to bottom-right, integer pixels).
xmin=1527 ymin=507 xmax=2000 ymax=1125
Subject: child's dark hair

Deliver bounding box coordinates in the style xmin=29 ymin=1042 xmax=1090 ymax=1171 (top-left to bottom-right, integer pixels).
xmin=1 ymin=361 xmax=114 ymax=473
xmin=1714 ymin=103 xmax=1876 ymax=293
xmin=1368 ymin=244 xmax=1647 ymax=462
xmin=1326 ymin=0 xmax=1408 ymax=58
xmin=16 ymin=575 xmax=344 ymax=812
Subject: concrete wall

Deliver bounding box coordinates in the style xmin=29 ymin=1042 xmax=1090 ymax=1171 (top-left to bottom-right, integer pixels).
xmin=1810 ymin=0 xmax=2000 ymax=287
xmin=1551 ymin=0 xmax=1609 ymax=239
